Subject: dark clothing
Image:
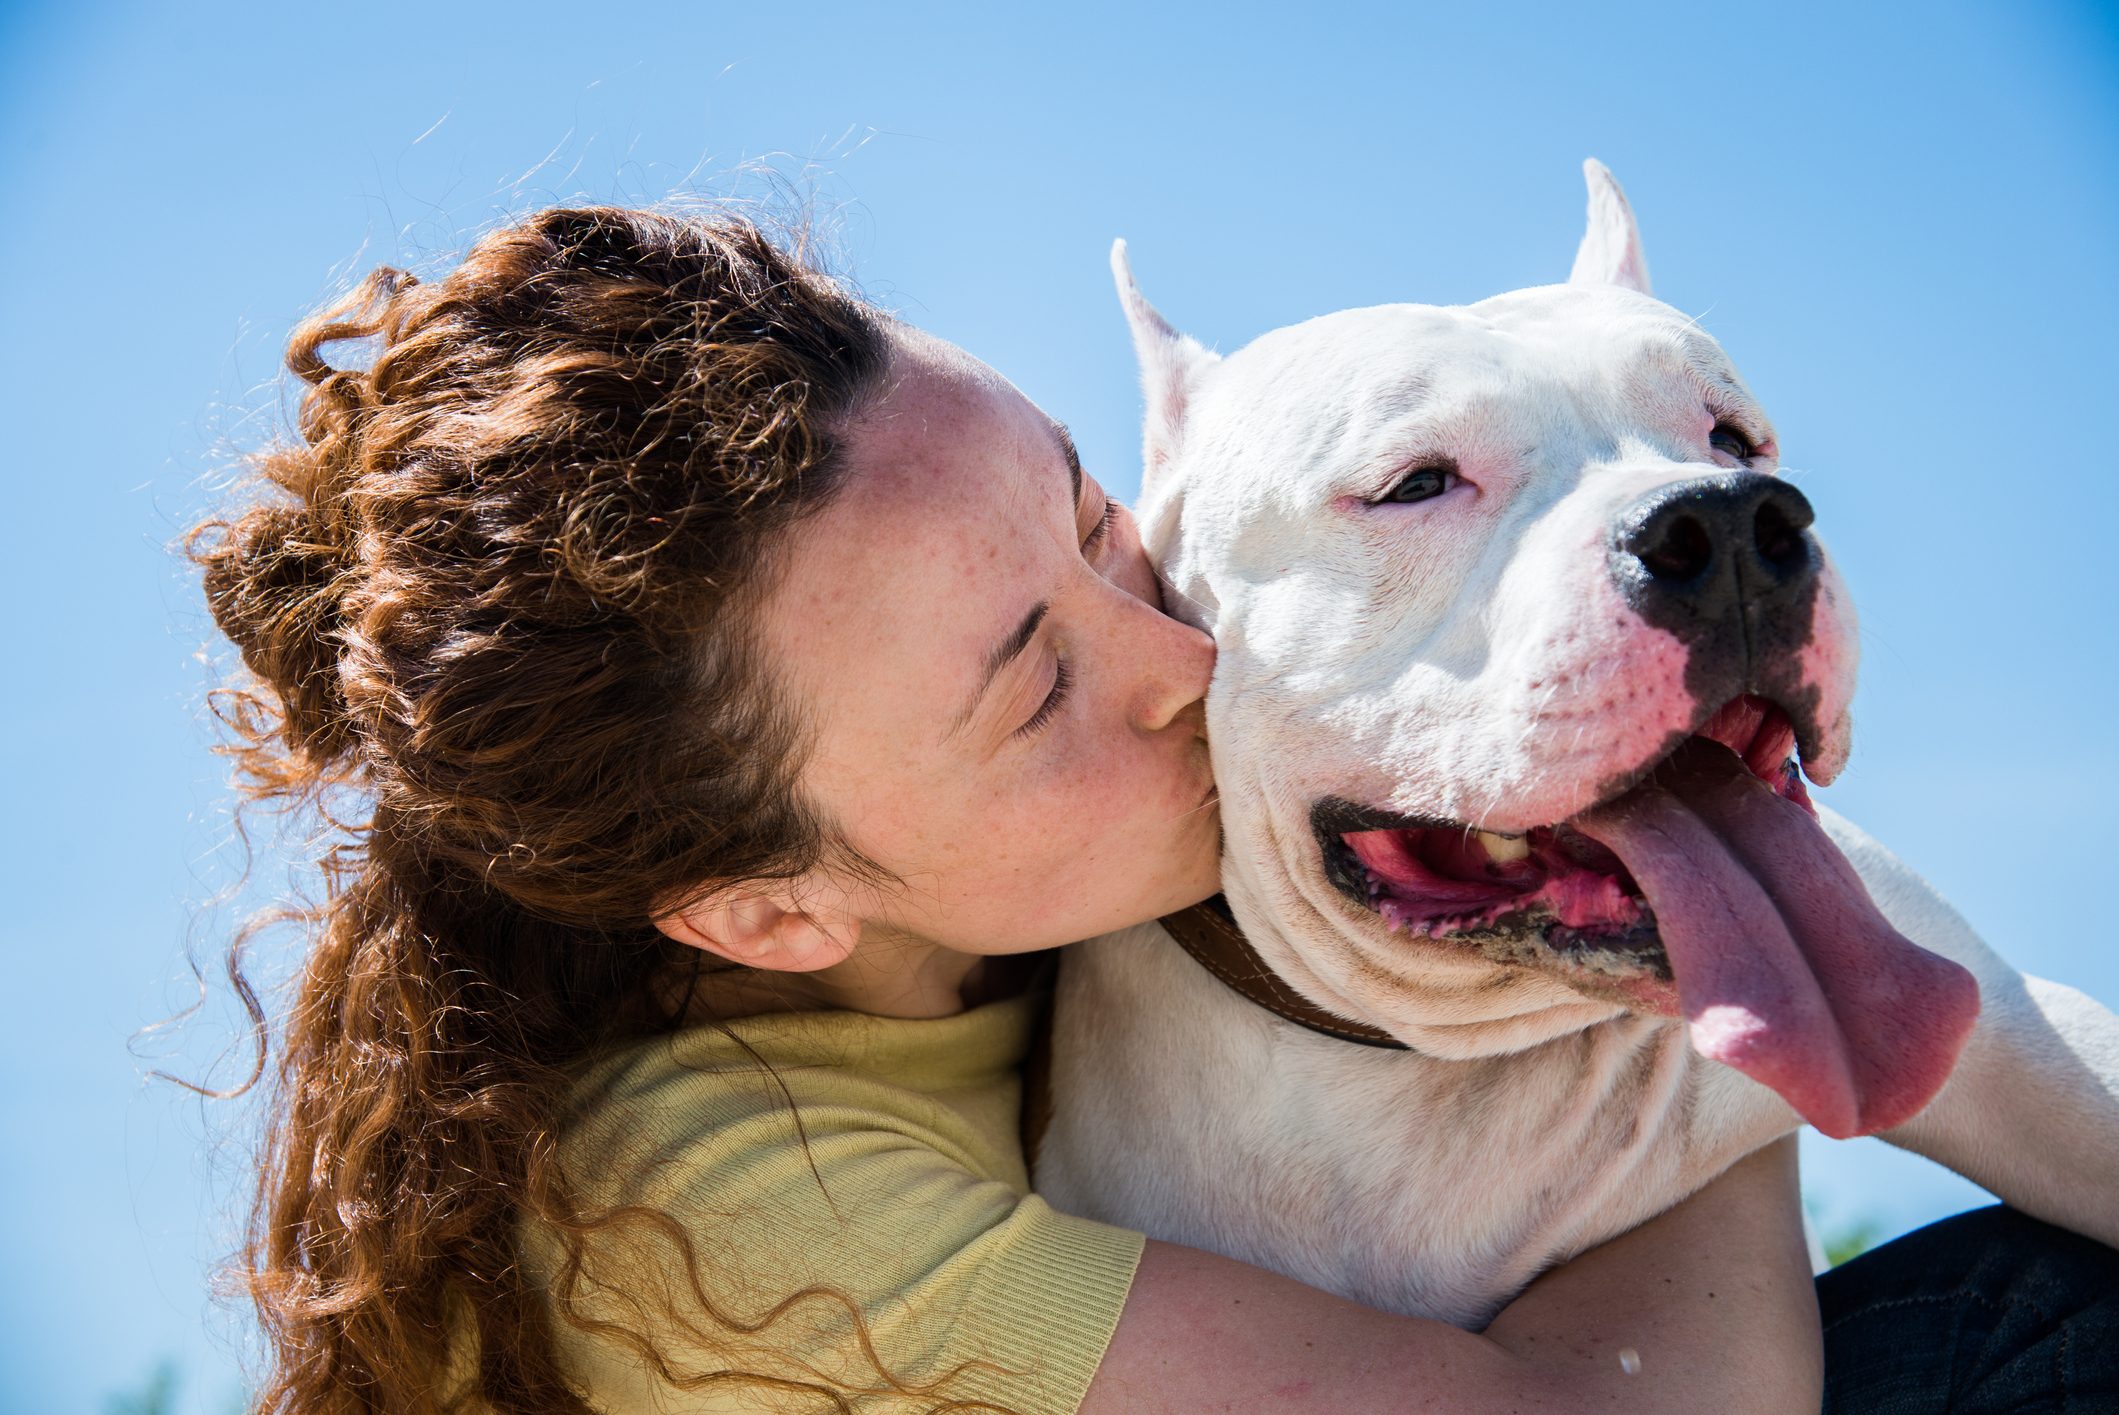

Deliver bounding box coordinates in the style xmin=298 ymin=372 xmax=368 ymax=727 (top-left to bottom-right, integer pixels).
xmin=1819 ymin=1206 xmax=2119 ymax=1413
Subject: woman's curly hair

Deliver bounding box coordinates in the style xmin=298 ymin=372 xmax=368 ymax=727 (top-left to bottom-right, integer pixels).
xmin=186 ymin=206 xmax=996 ymax=1412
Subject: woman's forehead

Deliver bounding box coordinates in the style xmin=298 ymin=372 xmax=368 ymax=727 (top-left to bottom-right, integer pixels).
xmin=847 ymin=327 xmax=1047 ymax=487
xmin=758 ymin=329 xmax=1076 ymax=753
xmin=822 ymin=332 xmax=1081 ymax=565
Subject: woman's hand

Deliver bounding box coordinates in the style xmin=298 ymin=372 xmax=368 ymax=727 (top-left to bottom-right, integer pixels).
xmin=1081 ymin=1136 xmax=1819 ymax=1413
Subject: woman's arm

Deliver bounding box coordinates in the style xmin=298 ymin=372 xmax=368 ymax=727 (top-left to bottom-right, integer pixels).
xmin=1080 ymin=1136 xmax=1819 ymax=1414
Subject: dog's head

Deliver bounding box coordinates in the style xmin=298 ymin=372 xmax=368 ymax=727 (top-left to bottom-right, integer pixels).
xmin=1122 ymin=161 xmax=1977 ymax=1138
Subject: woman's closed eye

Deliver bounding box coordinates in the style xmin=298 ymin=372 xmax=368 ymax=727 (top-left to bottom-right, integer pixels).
xmin=1015 ymin=498 xmax=1115 ymax=739
xmin=1016 ymin=658 xmax=1074 ymax=738
xmin=1082 ymin=495 xmax=1117 ymax=556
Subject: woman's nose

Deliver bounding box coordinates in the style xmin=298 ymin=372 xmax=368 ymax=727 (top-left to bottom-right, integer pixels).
xmin=1129 ymin=599 xmax=1216 ymax=733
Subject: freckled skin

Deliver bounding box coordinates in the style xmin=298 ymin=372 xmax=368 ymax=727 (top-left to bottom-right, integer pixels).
xmin=757 ymin=327 xmax=1222 ymax=963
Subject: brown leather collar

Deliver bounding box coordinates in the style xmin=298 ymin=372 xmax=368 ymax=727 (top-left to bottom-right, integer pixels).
xmin=1158 ymin=895 xmax=1408 ymax=1050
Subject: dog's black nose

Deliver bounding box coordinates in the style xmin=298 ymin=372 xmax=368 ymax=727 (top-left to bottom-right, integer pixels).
xmin=1612 ymin=473 xmax=1816 ymax=627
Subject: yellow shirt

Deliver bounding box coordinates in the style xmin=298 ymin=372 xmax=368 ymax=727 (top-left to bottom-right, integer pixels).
xmin=523 ymin=994 xmax=1144 ymax=1413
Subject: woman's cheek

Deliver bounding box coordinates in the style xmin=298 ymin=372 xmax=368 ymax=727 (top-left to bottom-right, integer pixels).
xmin=1025 ymin=734 xmax=1125 ymax=828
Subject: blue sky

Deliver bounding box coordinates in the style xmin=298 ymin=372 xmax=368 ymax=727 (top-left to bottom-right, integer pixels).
xmin=2 ymin=2 xmax=2115 ymax=1409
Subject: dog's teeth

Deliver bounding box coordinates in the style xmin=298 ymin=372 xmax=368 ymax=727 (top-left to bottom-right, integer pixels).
xmin=1476 ymin=830 xmax=1530 ymax=863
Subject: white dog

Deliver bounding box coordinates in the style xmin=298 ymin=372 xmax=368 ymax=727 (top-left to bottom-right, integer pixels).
xmin=1036 ymin=162 xmax=2119 ymax=1328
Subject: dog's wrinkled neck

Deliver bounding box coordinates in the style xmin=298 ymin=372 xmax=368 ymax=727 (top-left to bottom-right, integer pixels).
xmin=1158 ymin=895 xmax=1408 ymax=1050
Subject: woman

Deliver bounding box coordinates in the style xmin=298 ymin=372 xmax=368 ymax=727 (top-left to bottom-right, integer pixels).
xmin=193 ymin=205 xmax=2111 ymax=1414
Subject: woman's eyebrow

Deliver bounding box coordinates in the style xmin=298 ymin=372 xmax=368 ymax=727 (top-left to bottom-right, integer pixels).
xmin=1053 ymin=420 xmax=1083 ymax=508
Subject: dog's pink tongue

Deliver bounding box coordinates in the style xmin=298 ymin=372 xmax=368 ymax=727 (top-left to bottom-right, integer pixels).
xmin=1575 ymin=742 xmax=1980 ymax=1138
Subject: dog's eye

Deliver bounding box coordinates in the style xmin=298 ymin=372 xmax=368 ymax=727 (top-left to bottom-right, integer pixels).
xmin=1709 ymin=423 xmax=1756 ymax=462
xmin=1376 ymin=463 xmax=1457 ymax=506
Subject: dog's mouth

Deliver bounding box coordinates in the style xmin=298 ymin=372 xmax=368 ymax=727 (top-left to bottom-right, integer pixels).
xmin=1311 ymin=693 xmax=1982 ymax=1138
xmin=1318 ymin=695 xmax=1807 ymax=966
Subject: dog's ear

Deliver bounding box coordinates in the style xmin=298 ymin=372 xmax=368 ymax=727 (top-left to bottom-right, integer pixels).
xmin=1112 ymin=239 xmax=1219 ymax=497
xmin=1567 ymin=159 xmax=1653 ymax=296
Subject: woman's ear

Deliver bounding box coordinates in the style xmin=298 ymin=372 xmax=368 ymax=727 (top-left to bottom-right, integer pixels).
xmin=654 ymin=883 xmax=862 ymax=973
